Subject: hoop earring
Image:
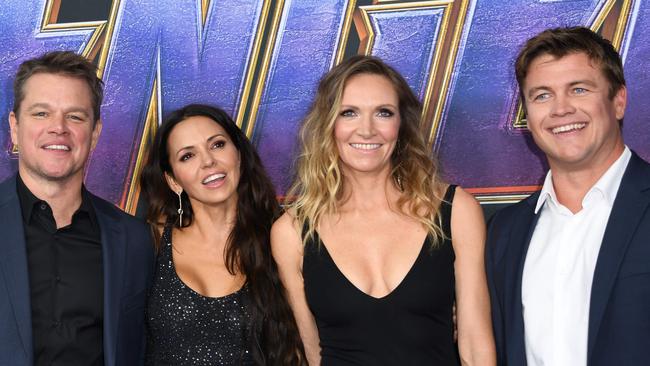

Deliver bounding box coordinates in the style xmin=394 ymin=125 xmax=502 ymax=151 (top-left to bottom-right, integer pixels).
xmin=176 ymin=190 xmax=184 ymax=227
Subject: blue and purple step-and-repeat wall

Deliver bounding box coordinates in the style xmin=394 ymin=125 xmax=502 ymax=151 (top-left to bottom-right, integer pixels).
xmin=1 ymin=0 xmax=648 ymax=218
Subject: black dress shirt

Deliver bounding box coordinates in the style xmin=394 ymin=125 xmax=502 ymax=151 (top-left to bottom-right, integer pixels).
xmin=17 ymin=175 xmax=104 ymax=366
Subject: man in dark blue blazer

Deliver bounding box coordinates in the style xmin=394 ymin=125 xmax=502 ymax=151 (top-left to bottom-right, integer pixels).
xmin=486 ymin=27 xmax=650 ymax=366
xmin=0 ymin=51 xmax=154 ymax=365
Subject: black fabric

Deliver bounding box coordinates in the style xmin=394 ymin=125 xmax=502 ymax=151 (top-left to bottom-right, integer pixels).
xmin=16 ymin=175 xmax=103 ymax=366
xmin=145 ymin=225 xmax=254 ymax=365
xmin=303 ymin=185 xmax=459 ymax=366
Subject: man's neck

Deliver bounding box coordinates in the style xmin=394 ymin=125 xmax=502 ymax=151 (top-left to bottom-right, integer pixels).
xmin=19 ymin=169 xmax=84 ymax=228
xmin=549 ymin=145 xmax=626 ymax=213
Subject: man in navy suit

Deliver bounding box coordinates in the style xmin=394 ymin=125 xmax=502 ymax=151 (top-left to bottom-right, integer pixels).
xmin=0 ymin=51 xmax=154 ymax=365
xmin=487 ymin=27 xmax=650 ymax=365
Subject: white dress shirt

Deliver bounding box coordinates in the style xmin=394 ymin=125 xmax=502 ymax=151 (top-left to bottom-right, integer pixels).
xmin=521 ymin=147 xmax=631 ymax=366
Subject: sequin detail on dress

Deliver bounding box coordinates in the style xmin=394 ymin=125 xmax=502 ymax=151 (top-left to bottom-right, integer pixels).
xmin=145 ymin=226 xmax=254 ymax=365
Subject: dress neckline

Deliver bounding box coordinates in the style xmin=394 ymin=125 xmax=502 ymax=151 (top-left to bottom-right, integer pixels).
xmin=164 ymin=226 xmax=247 ymax=300
xmin=315 ymin=231 xmax=429 ymax=301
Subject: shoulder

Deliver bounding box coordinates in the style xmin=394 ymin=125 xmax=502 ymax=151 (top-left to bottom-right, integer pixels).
xmin=88 ymin=192 xmax=153 ymax=244
xmin=89 ymin=193 xmax=146 ymax=226
xmin=447 ymin=186 xmax=484 ymax=234
xmin=271 ymin=211 xmax=302 ymax=246
xmin=450 ymin=186 xmax=482 ymax=217
xmin=0 ymin=175 xmax=17 ymax=206
xmin=625 ymin=150 xmax=650 ymax=184
xmin=88 ymin=193 xmax=155 ymax=270
xmin=271 ymin=211 xmax=304 ymax=262
xmin=271 ymin=211 xmax=300 ymax=236
xmin=484 ymin=192 xmax=538 ymax=262
xmin=487 ymin=192 xmax=538 ymax=230
xmin=448 ymin=186 xmax=485 ymax=250
xmin=0 ymin=175 xmax=16 ymax=191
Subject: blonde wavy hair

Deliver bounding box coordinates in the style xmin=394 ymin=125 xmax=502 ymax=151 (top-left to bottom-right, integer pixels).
xmin=286 ymin=55 xmax=447 ymax=246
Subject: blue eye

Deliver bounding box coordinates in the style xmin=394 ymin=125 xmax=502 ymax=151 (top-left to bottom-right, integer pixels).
xmin=574 ymin=87 xmax=587 ymax=94
xmin=377 ymin=108 xmax=395 ymax=117
xmin=533 ymin=93 xmax=550 ymax=101
xmin=340 ymin=109 xmax=356 ymax=117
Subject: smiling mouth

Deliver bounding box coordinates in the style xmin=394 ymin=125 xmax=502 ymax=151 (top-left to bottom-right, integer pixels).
xmin=43 ymin=144 xmax=71 ymax=151
xmin=202 ymin=173 xmax=226 ymax=184
xmin=551 ymin=123 xmax=586 ymax=134
xmin=350 ymin=143 xmax=381 ymax=150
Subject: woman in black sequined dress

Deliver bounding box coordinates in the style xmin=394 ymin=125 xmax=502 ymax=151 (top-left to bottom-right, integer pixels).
xmin=140 ymin=104 xmax=305 ymax=365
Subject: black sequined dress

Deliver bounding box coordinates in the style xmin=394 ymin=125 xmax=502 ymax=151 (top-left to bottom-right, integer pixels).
xmin=145 ymin=226 xmax=254 ymax=365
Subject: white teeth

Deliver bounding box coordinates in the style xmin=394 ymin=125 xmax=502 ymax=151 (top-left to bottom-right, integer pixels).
xmin=202 ymin=173 xmax=225 ymax=184
xmin=44 ymin=145 xmax=70 ymax=151
xmin=350 ymin=143 xmax=381 ymax=150
xmin=552 ymin=123 xmax=586 ymax=134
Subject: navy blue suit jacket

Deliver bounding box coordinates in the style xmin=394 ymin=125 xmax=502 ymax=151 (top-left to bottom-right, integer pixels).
xmin=486 ymin=152 xmax=650 ymax=366
xmin=0 ymin=175 xmax=155 ymax=366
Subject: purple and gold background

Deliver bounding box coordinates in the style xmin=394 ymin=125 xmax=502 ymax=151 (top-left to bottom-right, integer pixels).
xmin=0 ymin=0 xmax=648 ymax=212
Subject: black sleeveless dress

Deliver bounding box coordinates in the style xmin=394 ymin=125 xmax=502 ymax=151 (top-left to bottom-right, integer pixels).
xmin=303 ymin=185 xmax=459 ymax=365
xmin=145 ymin=226 xmax=254 ymax=365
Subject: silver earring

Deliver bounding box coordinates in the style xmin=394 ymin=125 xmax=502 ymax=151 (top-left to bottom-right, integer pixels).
xmin=176 ymin=190 xmax=183 ymax=227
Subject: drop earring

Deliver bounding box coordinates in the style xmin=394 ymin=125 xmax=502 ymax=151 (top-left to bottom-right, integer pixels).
xmin=176 ymin=190 xmax=183 ymax=227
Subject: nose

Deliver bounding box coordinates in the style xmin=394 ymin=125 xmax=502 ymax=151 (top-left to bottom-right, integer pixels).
xmin=356 ymin=114 xmax=377 ymax=139
xmin=201 ymin=151 xmax=216 ymax=168
xmin=550 ymin=94 xmax=576 ymax=117
xmin=48 ymin=113 xmax=69 ymax=135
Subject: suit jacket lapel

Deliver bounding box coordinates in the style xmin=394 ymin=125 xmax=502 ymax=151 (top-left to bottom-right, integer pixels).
xmin=0 ymin=176 xmax=32 ymax=361
xmin=588 ymin=153 xmax=650 ymax=363
xmin=505 ymin=192 xmax=541 ymax=365
xmin=92 ymin=196 xmax=126 ymax=366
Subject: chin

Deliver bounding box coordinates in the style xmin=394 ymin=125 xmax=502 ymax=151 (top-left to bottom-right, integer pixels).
xmin=352 ymin=163 xmax=389 ymax=173
xmin=38 ymin=168 xmax=79 ymax=182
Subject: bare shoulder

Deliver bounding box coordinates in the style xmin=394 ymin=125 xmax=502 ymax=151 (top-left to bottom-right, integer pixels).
xmin=271 ymin=210 xmax=304 ymax=263
xmin=451 ymin=186 xmax=484 ymax=222
xmin=271 ymin=210 xmax=301 ymax=242
xmin=450 ymin=186 xmax=486 ymax=252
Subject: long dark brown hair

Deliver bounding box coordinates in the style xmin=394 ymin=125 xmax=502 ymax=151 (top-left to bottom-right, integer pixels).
xmin=140 ymin=104 xmax=305 ymax=365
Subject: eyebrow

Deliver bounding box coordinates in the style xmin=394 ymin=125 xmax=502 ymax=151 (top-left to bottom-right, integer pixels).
xmin=206 ymin=133 xmax=225 ymax=142
xmin=568 ymin=80 xmax=598 ymax=88
xmin=526 ymin=86 xmax=549 ymax=99
xmin=339 ymin=103 xmax=397 ymax=109
xmin=26 ymin=103 xmax=51 ymax=110
xmin=175 ymin=133 xmax=225 ymax=155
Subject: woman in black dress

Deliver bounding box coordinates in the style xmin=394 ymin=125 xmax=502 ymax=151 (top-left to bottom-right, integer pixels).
xmin=141 ymin=104 xmax=304 ymax=365
xmin=272 ymin=56 xmax=495 ymax=365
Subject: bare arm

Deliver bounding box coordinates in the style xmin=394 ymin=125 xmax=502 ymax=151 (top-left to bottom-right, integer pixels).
xmin=451 ymin=187 xmax=496 ymax=365
xmin=271 ymin=213 xmax=322 ymax=365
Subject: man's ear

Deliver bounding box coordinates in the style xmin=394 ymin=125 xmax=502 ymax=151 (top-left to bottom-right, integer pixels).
xmin=613 ymin=86 xmax=627 ymax=121
xmin=164 ymin=171 xmax=182 ymax=194
xmin=91 ymin=118 xmax=103 ymax=150
xmin=9 ymin=111 xmax=18 ymax=146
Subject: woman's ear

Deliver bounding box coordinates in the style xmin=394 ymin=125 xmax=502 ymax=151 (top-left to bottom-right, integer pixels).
xmin=164 ymin=171 xmax=182 ymax=194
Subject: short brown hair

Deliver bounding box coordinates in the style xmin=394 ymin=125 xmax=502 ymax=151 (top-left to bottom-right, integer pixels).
xmin=13 ymin=51 xmax=103 ymax=121
xmin=515 ymin=26 xmax=625 ymax=100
